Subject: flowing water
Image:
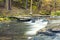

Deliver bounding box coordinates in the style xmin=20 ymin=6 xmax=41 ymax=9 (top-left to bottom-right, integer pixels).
xmin=0 ymin=18 xmax=48 ymax=40
xmin=31 ymin=17 xmax=60 ymax=40
xmin=0 ymin=17 xmax=60 ymax=40
xmin=24 ymin=19 xmax=48 ymax=35
xmin=1 ymin=17 xmax=60 ymax=40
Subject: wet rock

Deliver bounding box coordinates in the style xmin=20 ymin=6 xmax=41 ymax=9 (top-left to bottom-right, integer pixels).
xmin=31 ymin=34 xmax=56 ymax=40
xmin=37 ymin=32 xmax=56 ymax=36
xmin=47 ymin=29 xmax=60 ymax=33
xmin=31 ymin=33 xmax=60 ymax=40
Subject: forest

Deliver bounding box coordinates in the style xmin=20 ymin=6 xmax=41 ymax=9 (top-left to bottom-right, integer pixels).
xmin=0 ymin=0 xmax=60 ymax=17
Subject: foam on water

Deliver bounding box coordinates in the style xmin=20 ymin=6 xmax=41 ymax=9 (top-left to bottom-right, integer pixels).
xmin=25 ymin=18 xmax=48 ymax=35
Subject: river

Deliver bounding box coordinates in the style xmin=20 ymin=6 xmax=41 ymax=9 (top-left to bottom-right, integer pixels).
xmin=0 ymin=17 xmax=60 ymax=40
xmin=0 ymin=17 xmax=48 ymax=40
xmin=31 ymin=17 xmax=60 ymax=40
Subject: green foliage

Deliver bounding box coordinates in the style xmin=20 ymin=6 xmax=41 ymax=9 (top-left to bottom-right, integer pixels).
xmin=51 ymin=11 xmax=60 ymax=16
xmin=0 ymin=0 xmax=60 ymax=16
xmin=39 ymin=10 xmax=50 ymax=15
xmin=32 ymin=5 xmax=37 ymax=10
xmin=51 ymin=12 xmax=56 ymax=16
xmin=0 ymin=17 xmax=11 ymax=22
xmin=55 ymin=11 xmax=60 ymax=16
xmin=0 ymin=0 xmax=3 ymax=2
xmin=39 ymin=10 xmax=46 ymax=15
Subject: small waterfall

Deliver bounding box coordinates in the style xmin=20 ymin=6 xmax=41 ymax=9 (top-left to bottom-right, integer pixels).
xmin=25 ymin=18 xmax=48 ymax=35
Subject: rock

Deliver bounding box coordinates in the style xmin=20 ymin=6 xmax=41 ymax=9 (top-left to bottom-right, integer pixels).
xmin=31 ymin=34 xmax=56 ymax=40
xmin=37 ymin=32 xmax=56 ymax=36
xmin=47 ymin=29 xmax=60 ymax=33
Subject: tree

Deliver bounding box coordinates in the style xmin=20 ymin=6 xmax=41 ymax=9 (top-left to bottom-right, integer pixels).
xmin=26 ymin=0 xmax=28 ymax=10
xmin=53 ymin=0 xmax=56 ymax=13
xmin=4 ymin=0 xmax=6 ymax=8
xmin=6 ymin=0 xmax=11 ymax=10
xmin=30 ymin=0 xmax=33 ymax=14
xmin=38 ymin=0 xmax=42 ymax=10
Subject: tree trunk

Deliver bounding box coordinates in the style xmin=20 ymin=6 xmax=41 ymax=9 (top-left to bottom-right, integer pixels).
xmin=30 ymin=0 xmax=33 ymax=14
xmin=37 ymin=0 xmax=42 ymax=14
xmin=4 ymin=0 xmax=6 ymax=8
xmin=38 ymin=0 xmax=42 ymax=10
xmin=26 ymin=0 xmax=28 ymax=10
xmin=6 ymin=0 xmax=11 ymax=10
xmin=54 ymin=0 xmax=56 ymax=13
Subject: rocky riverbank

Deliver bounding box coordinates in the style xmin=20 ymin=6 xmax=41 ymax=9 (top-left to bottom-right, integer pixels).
xmin=32 ymin=23 xmax=60 ymax=40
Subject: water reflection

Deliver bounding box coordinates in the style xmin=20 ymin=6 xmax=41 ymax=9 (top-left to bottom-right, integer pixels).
xmin=0 ymin=22 xmax=30 ymax=40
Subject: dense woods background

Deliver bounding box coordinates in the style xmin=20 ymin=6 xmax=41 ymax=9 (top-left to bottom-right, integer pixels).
xmin=0 ymin=0 xmax=60 ymax=16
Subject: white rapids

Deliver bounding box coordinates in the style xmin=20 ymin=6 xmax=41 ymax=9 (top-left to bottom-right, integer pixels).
xmin=24 ymin=19 xmax=48 ymax=35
